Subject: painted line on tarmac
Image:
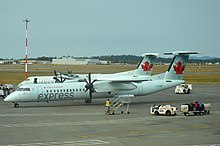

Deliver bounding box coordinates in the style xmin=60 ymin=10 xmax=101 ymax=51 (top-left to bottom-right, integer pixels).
xmin=0 ymin=139 xmax=110 ymax=146
xmin=0 ymin=113 xmax=103 ymax=117
xmin=180 ymin=144 xmax=220 ymax=146
xmin=1 ymin=110 xmax=220 ymax=117
xmin=198 ymin=91 xmax=220 ymax=97
xmin=0 ymin=116 xmax=168 ymax=128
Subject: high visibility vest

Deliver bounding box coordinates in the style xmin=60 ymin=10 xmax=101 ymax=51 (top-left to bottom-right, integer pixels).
xmin=106 ymin=100 xmax=110 ymax=107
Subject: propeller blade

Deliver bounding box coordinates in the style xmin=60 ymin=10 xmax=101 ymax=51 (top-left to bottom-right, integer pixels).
xmin=85 ymin=88 xmax=89 ymax=92
xmin=91 ymin=88 xmax=96 ymax=93
xmin=54 ymin=70 xmax=58 ymax=76
xmin=53 ymin=77 xmax=60 ymax=83
xmin=88 ymin=72 xmax=91 ymax=83
xmin=60 ymin=73 xmax=63 ymax=82
xmin=92 ymin=79 xmax=97 ymax=84
xmin=89 ymin=90 xmax=92 ymax=99
xmin=84 ymin=79 xmax=89 ymax=84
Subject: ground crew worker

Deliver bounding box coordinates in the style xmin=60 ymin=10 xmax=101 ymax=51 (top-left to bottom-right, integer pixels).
xmin=105 ymin=99 xmax=110 ymax=114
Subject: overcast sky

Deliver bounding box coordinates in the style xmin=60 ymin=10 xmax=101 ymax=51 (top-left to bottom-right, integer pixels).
xmin=0 ymin=0 xmax=219 ymax=59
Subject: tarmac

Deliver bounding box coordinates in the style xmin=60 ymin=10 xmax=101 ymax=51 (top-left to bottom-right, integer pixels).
xmin=0 ymin=84 xmax=220 ymax=146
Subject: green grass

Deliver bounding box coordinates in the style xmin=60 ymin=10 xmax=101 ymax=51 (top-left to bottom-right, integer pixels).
xmin=0 ymin=64 xmax=219 ymax=84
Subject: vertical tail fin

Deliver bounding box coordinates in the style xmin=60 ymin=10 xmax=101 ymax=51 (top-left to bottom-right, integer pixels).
xmin=135 ymin=53 xmax=159 ymax=76
xmin=164 ymin=51 xmax=199 ymax=80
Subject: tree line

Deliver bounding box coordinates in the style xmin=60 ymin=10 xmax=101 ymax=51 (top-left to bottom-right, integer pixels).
xmin=1 ymin=55 xmax=220 ymax=64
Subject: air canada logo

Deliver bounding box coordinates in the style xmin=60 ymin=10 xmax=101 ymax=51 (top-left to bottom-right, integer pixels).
xmin=173 ymin=61 xmax=185 ymax=74
xmin=141 ymin=61 xmax=153 ymax=71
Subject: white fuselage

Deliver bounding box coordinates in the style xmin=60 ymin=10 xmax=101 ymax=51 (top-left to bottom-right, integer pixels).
xmin=4 ymin=79 xmax=183 ymax=103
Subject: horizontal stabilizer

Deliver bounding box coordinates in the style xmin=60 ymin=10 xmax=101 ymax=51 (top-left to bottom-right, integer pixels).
xmin=142 ymin=53 xmax=159 ymax=57
xmin=164 ymin=51 xmax=201 ymax=56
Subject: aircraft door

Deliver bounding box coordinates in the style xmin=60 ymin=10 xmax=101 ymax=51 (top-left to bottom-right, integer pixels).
xmin=37 ymin=86 xmax=43 ymax=94
xmin=137 ymin=83 xmax=143 ymax=95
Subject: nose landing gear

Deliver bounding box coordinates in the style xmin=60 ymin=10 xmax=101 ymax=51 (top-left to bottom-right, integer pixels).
xmin=14 ymin=103 xmax=19 ymax=108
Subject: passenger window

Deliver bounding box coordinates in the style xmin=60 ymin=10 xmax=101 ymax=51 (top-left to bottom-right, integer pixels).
xmin=67 ymin=89 xmax=69 ymax=92
xmin=54 ymin=90 xmax=56 ymax=92
xmin=70 ymin=89 xmax=72 ymax=92
xmin=76 ymin=89 xmax=78 ymax=92
xmin=50 ymin=90 xmax=52 ymax=92
xmin=79 ymin=89 xmax=81 ymax=91
xmin=46 ymin=90 xmax=49 ymax=93
xmin=73 ymin=89 xmax=75 ymax=91
xmin=63 ymin=89 xmax=65 ymax=92
xmin=57 ymin=90 xmax=59 ymax=92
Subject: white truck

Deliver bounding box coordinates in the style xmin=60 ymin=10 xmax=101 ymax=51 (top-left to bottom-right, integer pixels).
xmin=0 ymin=84 xmax=16 ymax=98
xmin=181 ymin=102 xmax=211 ymax=116
xmin=175 ymin=83 xmax=192 ymax=94
xmin=150 ymin=104 xmax=177 ymax=116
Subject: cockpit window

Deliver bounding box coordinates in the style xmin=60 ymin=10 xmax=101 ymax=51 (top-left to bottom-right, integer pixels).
xmin=23 ymin=88 xmax=30 ymax=91
xmin=16 ymin=88 xmax=30 ymax=91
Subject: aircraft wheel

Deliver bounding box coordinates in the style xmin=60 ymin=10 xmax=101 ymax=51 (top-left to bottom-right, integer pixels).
xmin=85 ymin=99 xmax=92 ymax=103
xmin=127 ymin=111 xmax=130 ymax=114
xmin=155 ymin=111 xmax=159 ymax=115
xmin=14 ymin=103 xmax=19 ymax=108
xmin=184 ymin=112 xmax=189 ymax=116
xmin=121 ymin=111 xmax=123 ymax=114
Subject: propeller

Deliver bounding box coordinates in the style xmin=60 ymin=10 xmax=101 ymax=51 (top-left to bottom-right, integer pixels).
xmin=68 ymin=71 xmax=72 ymax=76
xmin=53 ymin=70 xmax=66 ymax=83
xmin=84 ymin=73 xmax=97 ymax=99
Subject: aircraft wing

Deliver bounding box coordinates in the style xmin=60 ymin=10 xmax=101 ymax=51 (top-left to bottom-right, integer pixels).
xmin=96 ymin=76 xmax=150 ymax=83
xmin=94 ymin=81 xmax=138 ymax=92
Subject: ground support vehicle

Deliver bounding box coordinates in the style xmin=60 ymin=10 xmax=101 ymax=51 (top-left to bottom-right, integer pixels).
xmin=150 ymin=104 xmax=177 ymax=116
xmin=0 ymin=84 xmax=16 ymax=98
xmin=175 ymin=83 xmax=192 ymax=94
xmin=181 ymin=103 xmax=211 ymax=116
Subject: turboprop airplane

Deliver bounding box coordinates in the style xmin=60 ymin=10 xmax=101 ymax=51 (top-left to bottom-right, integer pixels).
xmin=4 ymin=51 xmax=198 ymax=108
xmin=17 ymin=53 xmax=158 ymax=87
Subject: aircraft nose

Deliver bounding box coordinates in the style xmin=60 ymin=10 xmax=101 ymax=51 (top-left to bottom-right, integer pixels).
xmin=4 ymin=94 xmax=15 ymax=102
xmin=4 ymin=95 xmax=11 ymax=102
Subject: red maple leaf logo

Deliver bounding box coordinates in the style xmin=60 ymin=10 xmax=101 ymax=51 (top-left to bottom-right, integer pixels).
xmin=141 ymin=61 xmax=153 ymax=71
xmin=173 ymin=61 xmax=185 ymax=74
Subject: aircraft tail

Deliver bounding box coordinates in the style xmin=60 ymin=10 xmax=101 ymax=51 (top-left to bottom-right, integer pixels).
xmin=164 ymin=51 xmax=200 ymax=80
xmin=135 ymin=53 xmax=159 ymax=76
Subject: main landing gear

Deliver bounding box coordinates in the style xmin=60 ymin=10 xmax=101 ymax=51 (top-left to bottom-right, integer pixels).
xmin=85 ymin=99 xmax=92 ymax=103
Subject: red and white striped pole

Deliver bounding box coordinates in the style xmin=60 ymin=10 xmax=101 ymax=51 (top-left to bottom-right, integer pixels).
xmin=23 ymin=17 xmax=30 ymax=79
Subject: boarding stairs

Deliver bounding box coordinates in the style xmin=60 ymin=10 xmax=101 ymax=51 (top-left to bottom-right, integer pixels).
xmin=106 ymin=95 xmax=133 ymax=115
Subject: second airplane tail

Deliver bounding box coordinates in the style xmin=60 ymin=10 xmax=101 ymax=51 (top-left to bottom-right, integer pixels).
xmin=135 ymin=53 xmax=159 ymax=76
xmin=164 ymin=51 xmax=199 ymax=80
